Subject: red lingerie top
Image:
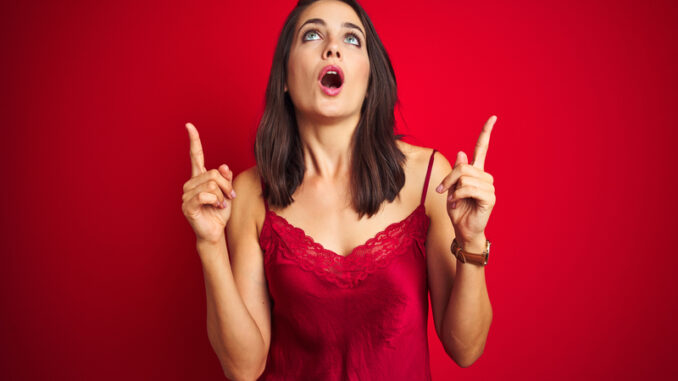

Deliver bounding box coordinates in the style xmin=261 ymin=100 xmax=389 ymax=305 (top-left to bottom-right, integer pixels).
xmin=257 ymin=149 xmax=437 ymax=380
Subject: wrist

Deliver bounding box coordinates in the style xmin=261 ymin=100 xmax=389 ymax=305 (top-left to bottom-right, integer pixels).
xmin=451 ymin=235 xmax=490 ymax=267
xmin=196 ymin=234 xmax=226 ymax=248
xmin=196 ymin=236 xmax=227 ymax=261
xmin=458 ymin=234 xmax=487 ymax=253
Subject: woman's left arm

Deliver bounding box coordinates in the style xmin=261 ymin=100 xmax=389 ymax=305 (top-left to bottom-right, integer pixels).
xmin=425 ymin=116 xmax=497 ymax=368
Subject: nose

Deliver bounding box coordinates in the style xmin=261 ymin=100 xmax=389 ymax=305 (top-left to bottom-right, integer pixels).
xmin=323 ymin=38 xmax=341 ymax=59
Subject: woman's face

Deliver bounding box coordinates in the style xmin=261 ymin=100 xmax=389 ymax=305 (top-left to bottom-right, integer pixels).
xmin=286 ymin=0 xmax=370 ymax=122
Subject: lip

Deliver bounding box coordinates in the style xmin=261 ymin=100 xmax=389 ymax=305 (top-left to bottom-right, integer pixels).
xmin=318 ymin=64 xmax=344 ymax=96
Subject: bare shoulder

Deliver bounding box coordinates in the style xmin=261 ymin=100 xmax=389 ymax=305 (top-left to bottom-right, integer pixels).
xmin=396 ymin=140 xmax=451 ymax=174
xmin=232 ymin=165 xmax=262 ymax=195
xmin=396 ymin=140 xmax=430 ymax=174
xmin=231 ymin=165 xmax=266 ymax=233
xmin=396 ymin=140 xmax=454 ymax=211
xmin=430 ymin=149 xmax=453 ymax=181
xmin=396 ymin=140 xmax=427 ymax=161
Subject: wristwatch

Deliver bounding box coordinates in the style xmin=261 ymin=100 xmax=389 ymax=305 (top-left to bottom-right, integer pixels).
xmin=450 ymin=238 xmax=490 ymax=266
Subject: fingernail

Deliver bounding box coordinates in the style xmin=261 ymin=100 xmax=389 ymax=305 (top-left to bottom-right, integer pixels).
xmin=231 ymin=190 xmax=236 ymax=198
xmin=436 ymin=184 xmax=443 ymax=193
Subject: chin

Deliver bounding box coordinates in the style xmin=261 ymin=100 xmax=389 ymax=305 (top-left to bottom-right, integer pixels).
xmin=309 ymin=101 xmax=352 ymax=120
xmin=318 ymin=107 xmax=345 ymax=118
xmin=319 ymin=110 xmax=357 ymax=122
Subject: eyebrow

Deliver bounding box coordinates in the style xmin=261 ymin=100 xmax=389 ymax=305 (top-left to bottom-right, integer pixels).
xmin=297 ymin=18 xmax=365 ymax=38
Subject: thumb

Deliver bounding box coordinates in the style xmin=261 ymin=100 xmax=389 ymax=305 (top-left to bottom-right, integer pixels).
xmin=218 ymin=164 xmax=232 ymax=180
xmin=455 ymin=151 xmax=469 ymax=167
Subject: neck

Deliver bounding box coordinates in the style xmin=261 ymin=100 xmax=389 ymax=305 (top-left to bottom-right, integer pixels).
xmin=295 ymin=111 xmax=360 ymax=182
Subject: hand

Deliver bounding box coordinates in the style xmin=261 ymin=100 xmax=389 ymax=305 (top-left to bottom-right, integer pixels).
xmin=181 ymin=122 xmax=236 ymax=244
xmin=436 ymin=115 xmax=497 ymax=246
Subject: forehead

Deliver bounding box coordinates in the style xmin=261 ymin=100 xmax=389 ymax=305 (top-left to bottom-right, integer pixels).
xmin=296 ymin=0 xmax=363 ymax=30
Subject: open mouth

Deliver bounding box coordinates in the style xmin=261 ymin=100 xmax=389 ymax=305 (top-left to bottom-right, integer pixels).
xmin=321 ymin=71 xmax=343 ymax=88
xmin=318 ymin=65 xmax=344 ymax=96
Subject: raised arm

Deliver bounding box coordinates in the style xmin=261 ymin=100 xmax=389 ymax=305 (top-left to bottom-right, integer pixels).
xmin=181 ymin=123 xmax=271 ymax=380
xmin=425 ymin=116 xmax=497 ymax=367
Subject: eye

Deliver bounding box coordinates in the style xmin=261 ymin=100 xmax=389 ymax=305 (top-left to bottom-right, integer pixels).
xmin=345 ymin=33 xmax=361 ymax=47
xmin=302 ymin=29 xmax=321 ymax=41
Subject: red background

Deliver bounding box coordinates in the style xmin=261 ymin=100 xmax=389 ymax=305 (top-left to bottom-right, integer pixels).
xmin=2 ymin=0 xmax=677 ymax=379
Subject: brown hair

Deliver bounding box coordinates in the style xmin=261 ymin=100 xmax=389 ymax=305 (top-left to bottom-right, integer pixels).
xmin=254 ymin=0 xmax=405 ymax=218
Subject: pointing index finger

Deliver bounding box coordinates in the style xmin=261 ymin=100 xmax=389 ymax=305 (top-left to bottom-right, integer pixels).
xmin=472 ymin=115 xmax=497 ymax=170
xmin=186 ymin=122 xmax=206 ymax=177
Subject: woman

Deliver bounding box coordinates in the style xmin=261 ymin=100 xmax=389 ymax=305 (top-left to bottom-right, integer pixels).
xmin=181 ymin=0 xmax=496 ymax=379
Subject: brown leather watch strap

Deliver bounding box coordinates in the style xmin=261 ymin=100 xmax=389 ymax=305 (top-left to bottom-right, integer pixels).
xmin=450 ymin=238 xmax=490 ymax=266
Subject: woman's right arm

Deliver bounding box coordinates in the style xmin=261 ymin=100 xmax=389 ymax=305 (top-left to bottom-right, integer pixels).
xmin=200 ymin=168 xmax=271 ymax=381
xmin=181 ymin=123 xmax=270 ymax=380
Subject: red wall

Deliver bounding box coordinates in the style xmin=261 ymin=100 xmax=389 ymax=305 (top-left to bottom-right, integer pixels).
xmin=2 ymin=0 xmax=676 ymax=379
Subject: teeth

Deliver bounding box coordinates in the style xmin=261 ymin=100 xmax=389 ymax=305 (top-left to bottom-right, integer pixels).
xmin=327 ymin=71 xmax=337 ymax=75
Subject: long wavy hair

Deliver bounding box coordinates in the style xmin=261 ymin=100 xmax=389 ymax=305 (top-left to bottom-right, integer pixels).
xmin=254 ymin=0 xmax=405 ymax=218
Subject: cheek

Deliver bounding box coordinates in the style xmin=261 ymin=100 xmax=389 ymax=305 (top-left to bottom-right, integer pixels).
xmin=287 ymin=53 xmax=313 ymax=91
xmin=355 ymin=57 xmax=370 ymax=93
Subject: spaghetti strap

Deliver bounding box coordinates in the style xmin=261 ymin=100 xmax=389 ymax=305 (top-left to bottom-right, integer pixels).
xmin=260 ymin=179 xmax=269 ymax=211
xmin=420 ymin=148 xmax=437 ymax=205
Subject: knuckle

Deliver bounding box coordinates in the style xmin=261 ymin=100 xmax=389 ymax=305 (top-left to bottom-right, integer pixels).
xmin=208 ymin=181 xmax=218 ymax=191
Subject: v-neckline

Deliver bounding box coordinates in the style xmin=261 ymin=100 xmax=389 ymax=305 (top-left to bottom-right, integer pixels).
xmin=264 ymin=203 xmax=426 ymax=259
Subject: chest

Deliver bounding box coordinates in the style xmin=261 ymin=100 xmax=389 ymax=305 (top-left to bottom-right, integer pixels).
xmin=268 ymin=193 xmax=420 ymax=257
xmin=261 ymin=203 xmax=430 ymax=289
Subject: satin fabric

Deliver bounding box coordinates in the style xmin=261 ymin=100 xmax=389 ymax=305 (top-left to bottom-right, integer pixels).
xmin=257 ymin=149 xmax=437 ymax=380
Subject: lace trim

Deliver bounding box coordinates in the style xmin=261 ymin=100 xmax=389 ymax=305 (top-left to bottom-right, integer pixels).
xmin=260 ymin=204 xmax=430 ymax=288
